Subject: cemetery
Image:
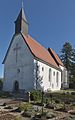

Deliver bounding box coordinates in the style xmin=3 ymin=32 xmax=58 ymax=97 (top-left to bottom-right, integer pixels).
xmin=0 ymin=90 xmax=75 ymax=119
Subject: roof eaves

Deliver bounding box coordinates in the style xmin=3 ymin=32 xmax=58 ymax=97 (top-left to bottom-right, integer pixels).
xmin=21 ymin=33 xmax=61 ymax=71
xmin=34 ymin=56 xmax=61 ymax=71
xmin=2 ymin=34 xmax=17 ymax=64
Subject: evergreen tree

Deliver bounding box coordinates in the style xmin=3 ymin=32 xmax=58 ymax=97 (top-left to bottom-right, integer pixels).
xmin=60 ymin=42 xmax=75 ymax=88
xmin=70 ymin=48 xmax=75 ymax=84
xmin=60 ymin=42 xmax=73 ymax=71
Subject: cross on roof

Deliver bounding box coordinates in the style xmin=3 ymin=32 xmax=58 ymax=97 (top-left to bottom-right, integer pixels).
xmin=22 ymin=0 xmax=24 ymax=9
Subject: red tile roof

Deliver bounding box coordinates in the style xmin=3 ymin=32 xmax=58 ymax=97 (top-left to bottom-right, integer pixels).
xmin=48 ymin=48 xmax=64 ymax=66
xmin=22 ymin=33 xmax=60 ymax=69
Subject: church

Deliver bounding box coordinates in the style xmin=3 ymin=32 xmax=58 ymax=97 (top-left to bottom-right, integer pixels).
xmin=3 ymin=6 xmax=68 ymax=92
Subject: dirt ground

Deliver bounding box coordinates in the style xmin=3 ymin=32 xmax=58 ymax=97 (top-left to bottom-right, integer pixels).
xmin=0 ymin=98 xmax=33 ymax=120
xmin=0 ymin=98 xmax=74 ymax=120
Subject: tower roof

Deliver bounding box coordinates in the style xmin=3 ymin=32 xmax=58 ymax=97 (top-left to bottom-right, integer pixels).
xmin=15 ymin=7 xmax=28 ymax=24
xmin=15 ymin=6 xmax=28 ymax=35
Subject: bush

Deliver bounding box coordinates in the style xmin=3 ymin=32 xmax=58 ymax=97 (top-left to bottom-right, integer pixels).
xmin=30 ymin=90 xmax=42 ymax=101
xmin=0 ymin=79 xmax=3 ymax=90
xmin=20 ymin=103 xmax=33 ymax=112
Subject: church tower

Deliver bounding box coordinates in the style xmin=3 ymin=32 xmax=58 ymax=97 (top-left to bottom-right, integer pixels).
xmin=15 ymin=6 xmax=28 ymax=35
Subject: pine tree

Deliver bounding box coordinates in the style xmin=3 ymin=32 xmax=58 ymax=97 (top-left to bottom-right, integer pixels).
xmin=60 ymin=42 xmax=75 ymax=88
xmin=60 ymin=42 xmax=73 ymax=71
xmin=70 ymin=48 xmax=75 ymax=84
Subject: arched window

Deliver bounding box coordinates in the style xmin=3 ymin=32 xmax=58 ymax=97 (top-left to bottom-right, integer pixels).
xmin=14 ymin=81 xmax=19 ymax=91
xmin=56 ymin=72 xmax=59 ymax=87
xmin=42 ymin=67 xmax=44 ymax=71
xmin=49 ymin=68 xmax=51 ymax=85
xmin=17 ymin=68 xmax=20 ymax=73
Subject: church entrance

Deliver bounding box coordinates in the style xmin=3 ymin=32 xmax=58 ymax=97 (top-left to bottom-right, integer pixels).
xmin=14 ymin=81 xmax=19 ymax=91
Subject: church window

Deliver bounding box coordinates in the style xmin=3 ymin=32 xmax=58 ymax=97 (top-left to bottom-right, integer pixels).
xmin=17 ymin=69 xmax=20 ymax=73
xmin=49 ymin=68 xmax=51 ymax=83
xmin=56 ymin=72 xmax=59 ymax=87
xmin=53 ymin=71 xmax=55 ymax=76
xmin=49 ymin=68 xmax=51 ymax=81
xmin=42 ymin=67 xmax=44 ymax=71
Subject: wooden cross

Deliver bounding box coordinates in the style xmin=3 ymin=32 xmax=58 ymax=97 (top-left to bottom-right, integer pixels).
xmin=14 ymin=43 xmax=21 ymax=63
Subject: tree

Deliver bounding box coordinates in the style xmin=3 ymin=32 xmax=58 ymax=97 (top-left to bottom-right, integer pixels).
xmin=69 ymin=48 xmax=75 ymax=84
xmin=60 ymin=42 xmax=75 ymax=88
xmin=60 ymin=42 xmax=73 ymax=71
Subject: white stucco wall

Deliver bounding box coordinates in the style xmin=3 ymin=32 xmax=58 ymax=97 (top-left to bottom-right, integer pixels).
xmin=3 ymin=34 xmax=34 ymax=91
xmin=34 ymin=60 xmax=61 ymax=91
xmin=59 ymin=65 xmax=68 ymax=88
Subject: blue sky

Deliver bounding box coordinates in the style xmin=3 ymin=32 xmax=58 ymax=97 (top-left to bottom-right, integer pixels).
xmin=0 ymin=0 xmax=75 ymax=77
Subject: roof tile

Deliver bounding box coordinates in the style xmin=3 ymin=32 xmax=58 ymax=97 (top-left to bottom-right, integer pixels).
xmin=22 ymin=33 xmax=59 ymax=68
xmin=48 ymin=48 xmax=64 ymax=66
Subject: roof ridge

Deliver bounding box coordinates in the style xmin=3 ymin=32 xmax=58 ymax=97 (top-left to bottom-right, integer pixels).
xmin=22 ymin=33 xmax=60 ymax=69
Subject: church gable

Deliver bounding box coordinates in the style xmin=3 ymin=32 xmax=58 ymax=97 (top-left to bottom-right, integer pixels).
xmin=3 ymin=34 xmax=34 ymax=91
xmin=3 ymin=34 xmax=34 ymax=67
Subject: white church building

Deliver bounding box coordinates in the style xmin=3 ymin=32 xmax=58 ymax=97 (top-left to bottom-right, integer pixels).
xmin=3 ymin=7 xmax=68 ymax=92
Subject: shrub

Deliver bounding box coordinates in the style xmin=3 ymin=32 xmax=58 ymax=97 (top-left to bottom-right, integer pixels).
xmin=0 ymin=79 xmax=3 ymax=90
xmin=20 ymin=103 xmax=33 ymax=112
xmin=30 ymin=90 xmax=41 ymax=101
